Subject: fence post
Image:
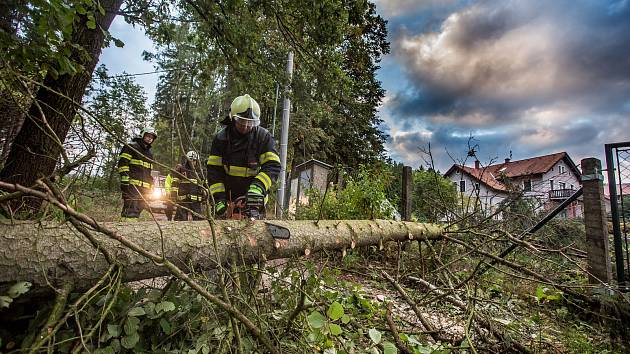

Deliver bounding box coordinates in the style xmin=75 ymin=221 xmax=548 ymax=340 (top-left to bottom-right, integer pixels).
xmin=581 ymin=158 xmax=612 ymax=286
xmin=402 ymin=166 xmax=412 ymax=221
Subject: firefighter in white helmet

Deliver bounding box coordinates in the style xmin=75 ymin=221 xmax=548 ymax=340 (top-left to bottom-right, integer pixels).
xmin=175 ymin=150 xmax=205 ymax=220
xmin=206 ymin=94 xmax=280 ymax=218
xmin=117 ymin=127 xmax=157 ymax=221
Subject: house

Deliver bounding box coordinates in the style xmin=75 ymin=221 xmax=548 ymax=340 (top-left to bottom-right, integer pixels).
xmin=287 ymin=159 xmax=333 ymax=214
xmin=603 ymin=183 xmax=630 ymax=215
xmin=444 ymin=152 xmax=583 ymax=219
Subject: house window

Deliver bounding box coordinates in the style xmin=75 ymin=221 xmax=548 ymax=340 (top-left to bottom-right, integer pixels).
xmin=559 ymin=182 xmax=566 ymax=189
xmin=570 ymin=184 xmax=574 ymax=190
xmin=559 ymin=165 xmax=566 ymax=174
xmin=523 ymin=179 xmax=532 ymax=192
xmin=550 ymin=179 xmax=554 ymax=190
xmin=459 ymin=180 xmax=466 ymax=192
xmin=453 ymin=182 xmax=458 ymax=190
xmin=474 ymin=183 xmax=480 ymax=191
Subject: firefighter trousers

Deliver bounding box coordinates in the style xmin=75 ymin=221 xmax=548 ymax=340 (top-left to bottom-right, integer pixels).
xmin=121 ymin=198 xmax=147 ymax=221
xmin=175 ymin=201 xmax=203 ymax=221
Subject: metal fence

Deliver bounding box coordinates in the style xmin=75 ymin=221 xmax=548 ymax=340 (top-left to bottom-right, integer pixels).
xmin=605 ymin=142 xmax=630 ymax=285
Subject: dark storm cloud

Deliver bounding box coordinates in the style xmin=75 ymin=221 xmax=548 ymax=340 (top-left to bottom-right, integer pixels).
xmin=379 ymin=0 xmax=630 ymax=170
xmin=389 ymin=0 xmax=630 ymax=123
xmin=388 ymin=117 xmax=613 ymax=171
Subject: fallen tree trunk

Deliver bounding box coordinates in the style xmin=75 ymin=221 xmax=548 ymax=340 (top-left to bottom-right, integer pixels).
xmin=0 ymin=219 xmax=443 ymax=289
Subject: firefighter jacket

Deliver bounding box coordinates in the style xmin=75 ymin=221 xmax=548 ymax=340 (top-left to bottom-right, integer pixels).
xmin=165 ymin=173 xmax=179 ymax=201
xmin=207 ymin=125 xmax=280 ymax=203
xmin=177 ymin=161 xmax=205 ymax=202
xmin=117 ymin=137 xmax=154 ymax=196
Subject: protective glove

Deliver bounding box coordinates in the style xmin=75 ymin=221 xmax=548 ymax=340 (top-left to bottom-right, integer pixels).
xmin=215 ymin=200 xmax=227 ymax=218
xmin=246 ymin=183 xmax=265 ymax=209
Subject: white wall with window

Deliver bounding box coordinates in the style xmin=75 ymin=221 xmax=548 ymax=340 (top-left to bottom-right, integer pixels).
xmin=446 ymin=170 xmax=508 ymax=217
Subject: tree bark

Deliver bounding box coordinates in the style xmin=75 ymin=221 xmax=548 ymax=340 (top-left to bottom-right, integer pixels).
xmin=0 ymin=219 xmax=443 ymax=289
xmin=0 ymin=0 xmax=123 ymax=212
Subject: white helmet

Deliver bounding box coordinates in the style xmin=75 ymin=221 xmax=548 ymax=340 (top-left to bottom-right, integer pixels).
xmin=186 ymin=150 xmax=199 ymax=160
xmin=140 ymin=127 xmax=157 ymax=139
xmin=230 ymin=94 xmax=261 ymax=129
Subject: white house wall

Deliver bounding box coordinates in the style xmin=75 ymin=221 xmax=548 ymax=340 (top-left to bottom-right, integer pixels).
xmin=541 ymin=160 xmax=581 ymax=194
xmin=447 ymin=170 xmax=508 ymax=216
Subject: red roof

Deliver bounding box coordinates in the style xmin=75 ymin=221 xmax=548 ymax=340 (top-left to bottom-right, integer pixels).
xmin=457 ymin=165 xmax=508 ymax=191
xmin=604 ymin=183 xmax=630 ymax=198
xmin=445 ymin=152 xmax=580 ymax=192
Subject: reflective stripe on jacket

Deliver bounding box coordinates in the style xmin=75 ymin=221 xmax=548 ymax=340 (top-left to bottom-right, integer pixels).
xmin=177 ymin=161 xmax=205 ymax=202
xmin=206 ymin=125 xmax=280 ymax=203
xmin=117 ymin=138 xmax=154 ymax=195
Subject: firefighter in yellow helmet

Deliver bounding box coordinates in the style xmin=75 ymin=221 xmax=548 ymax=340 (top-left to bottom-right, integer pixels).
xmin=117 ymin=127 xmax=157 ymax=221
xmin=206 ymin=94 xmax=280 ymax=219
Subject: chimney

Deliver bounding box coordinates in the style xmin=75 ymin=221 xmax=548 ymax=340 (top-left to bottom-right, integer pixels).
xmin=504 ymin=158 xmax=510 ymax=164
xmin=474 ymin=160 xmax=480 ymax=169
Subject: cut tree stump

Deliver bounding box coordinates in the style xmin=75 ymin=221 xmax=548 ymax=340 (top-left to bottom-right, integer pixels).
xmin=0 ymin=219 xmax=443 ymax=289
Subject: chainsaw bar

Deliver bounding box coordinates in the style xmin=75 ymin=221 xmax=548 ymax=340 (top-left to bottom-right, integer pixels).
xmin=264 ymin=222 xmax=291 ymax=239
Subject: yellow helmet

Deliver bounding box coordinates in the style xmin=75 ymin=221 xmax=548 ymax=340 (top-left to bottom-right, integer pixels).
xmin=230 ymin=94 xmax=260 ymax=129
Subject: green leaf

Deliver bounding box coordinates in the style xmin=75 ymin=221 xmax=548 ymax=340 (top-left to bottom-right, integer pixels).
xmin=113 ymin=38 xmax=125 ymax=48
xmin=143 ymin=301 xmax=156 ymax=317
xmin=329 ymin=323 xmax=343 ymax=336
xmin=124 ymin=316 xmax=140 ymax=335
xmin=87 ymin=19 xmax=96 ymax=30
xmin=159 ymin=318 xmax=172 ymax=334
xmin=368 ymin=328 xmax=381 ymax=344
xmin=327 ymin=301 xmax=344 ymax=320
xmin=94 ymin=347 xmax=115 ymax=354
xmin=0 ymin=296 xmax=13 ymax=308
xmin=341 ymin=314 xmax=351 ymax=324
xmin=8 ymin=281 xmax=31 ymax=298
xmin=128 ymin=307 xmax=146 ymax=317
xmin=382 ymin=341 xmax=397 ymax=354
xmin=535 ymin=286 xmax=545 ymax=302
xmin=155 ymin=301 xmax=175 ymax=313
xmin=107 ymin=324 xmax=121 ymax=338
xmin=110 ymin=339 xmax=121 ymax=352
xmin=121 ymin=332 xmax=139 ymax=349
xmin=307 ymin=311 xmax=326 ymax=329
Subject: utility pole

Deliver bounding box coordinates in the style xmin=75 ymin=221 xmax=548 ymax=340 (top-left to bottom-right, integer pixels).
xmin=277 ymin=51 xmax=294 ymax=218
xmin=271 ymin=83 xmax=279 ymax=138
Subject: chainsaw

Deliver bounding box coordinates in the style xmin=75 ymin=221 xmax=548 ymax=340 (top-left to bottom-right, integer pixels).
xmin=227 ymin=196 xmax=264 ymax=220
xmin=225 ymin=196 xmax=290 ymax=240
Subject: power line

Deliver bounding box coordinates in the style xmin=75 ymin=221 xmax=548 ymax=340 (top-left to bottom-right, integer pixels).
xmin=96 ymin=67 xmax=192 ymax=80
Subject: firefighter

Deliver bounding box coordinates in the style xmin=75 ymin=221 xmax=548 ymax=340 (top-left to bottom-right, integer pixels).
xmin=175 ymin=151 xmax=205 ymax=220
xmin=117 ymin=127 xmax=157 ymax=221
xmin=207 ymin=94 xmax=280 ymax=219
xmin=164 ymin=172 xmax=179 ymax=221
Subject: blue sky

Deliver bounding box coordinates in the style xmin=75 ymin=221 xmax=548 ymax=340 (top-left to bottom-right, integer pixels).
xmin=99 ymin=17 xmax=158 ymax=104
xmin=100 ymin=0 xmax=630 ymax=171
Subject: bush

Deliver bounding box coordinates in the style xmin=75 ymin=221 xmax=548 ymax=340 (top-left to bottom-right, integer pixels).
xmin=296 ymin=165 xmax=399 ymax=220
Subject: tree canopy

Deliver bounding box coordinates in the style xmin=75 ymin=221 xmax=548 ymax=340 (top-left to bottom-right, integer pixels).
xmin=145 ymin=0 xmax=390 ymax=168
xmin=0 ymin=0 xmax=390 ymax=215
